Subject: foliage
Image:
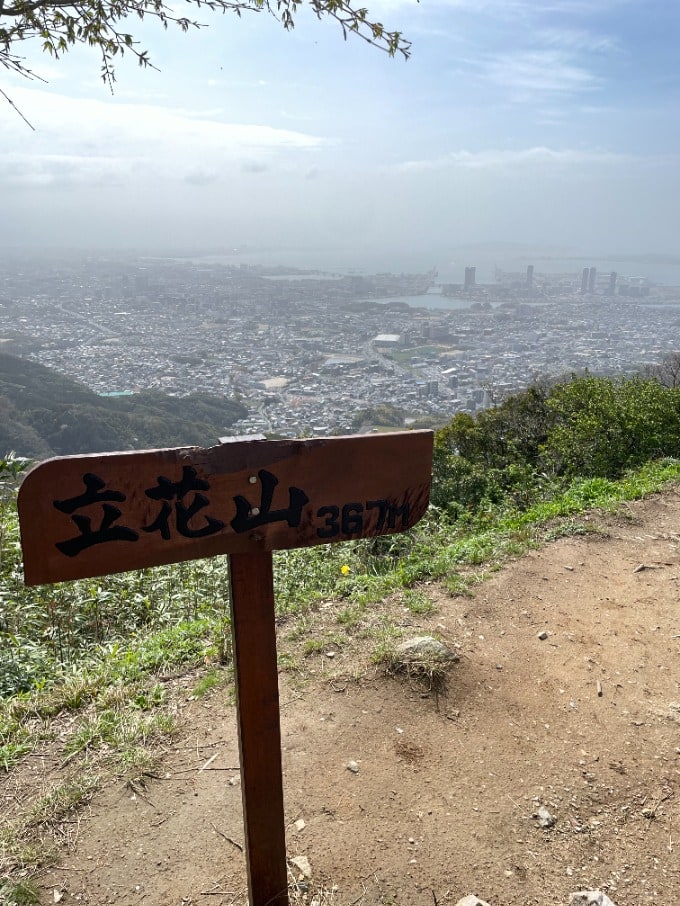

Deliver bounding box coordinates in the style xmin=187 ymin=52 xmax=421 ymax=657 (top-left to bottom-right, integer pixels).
xmin=0 ymin=879 xmax=40 ymax=905
xmin=432 ymin=373 xmax=680 ymax=515
xmin=543 ymin=374 xmax=680 ymax=477
xmin=0 ymin=0 xmax=410 ymax=87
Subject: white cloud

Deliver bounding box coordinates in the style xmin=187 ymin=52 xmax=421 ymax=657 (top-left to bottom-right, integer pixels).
xmin=538 ymin=27 xmax=619 ymax=53
xmin=0 ymin=87 xmax=327 ymax=187
xmin=393 ymin=146 xmax=633 ymax=173
xmin=483 ymin=49 xmax=599 ymax=102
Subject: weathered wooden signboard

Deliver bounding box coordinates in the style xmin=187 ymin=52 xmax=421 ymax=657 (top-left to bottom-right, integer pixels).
xmin=18 ymin=431 xmax=434 ymax=906
xmin=19 ymin=431 xmax=433 ymax=585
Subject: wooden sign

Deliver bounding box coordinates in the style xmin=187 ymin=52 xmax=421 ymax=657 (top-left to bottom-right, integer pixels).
xmin=18 ymin=430 xmax=433 ymax=906
xmin=18 ymin=431 xmax=433 ymax=586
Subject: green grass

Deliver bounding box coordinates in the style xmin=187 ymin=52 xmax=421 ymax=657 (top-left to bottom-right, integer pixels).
xmin=192 ymin=667 xmax=227 ymax=698
xmin=3 ymin=458 xmax=679 ymax=712
xmin=0 ymin=879 xmax=41 ymax=905
xmin=302 ymin=638 xmax=325 ymax=657
xmin=27 ymin=775 xmax=100 ymax=827
xmin=401 ymin=589 xmax=436 ymax=615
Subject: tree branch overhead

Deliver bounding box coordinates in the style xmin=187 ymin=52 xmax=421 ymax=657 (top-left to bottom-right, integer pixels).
xmin=1 ymin=0 xmax=411 ymax=89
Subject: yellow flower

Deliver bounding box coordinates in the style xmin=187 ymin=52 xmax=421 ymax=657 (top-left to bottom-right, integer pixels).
xmin=340 ymin=564 xmax=351 ymax=576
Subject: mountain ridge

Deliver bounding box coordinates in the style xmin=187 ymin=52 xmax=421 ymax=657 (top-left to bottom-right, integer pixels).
xmin=0 ymin=353 xmax=248 ymax=459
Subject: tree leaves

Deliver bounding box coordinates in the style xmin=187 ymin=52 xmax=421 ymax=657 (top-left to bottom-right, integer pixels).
xmin=1 ymin=0 xmax=411 ymax=89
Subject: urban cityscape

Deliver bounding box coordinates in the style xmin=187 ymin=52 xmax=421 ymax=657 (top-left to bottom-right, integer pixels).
xmin=0 ymin=252 xmax=678 ymax=442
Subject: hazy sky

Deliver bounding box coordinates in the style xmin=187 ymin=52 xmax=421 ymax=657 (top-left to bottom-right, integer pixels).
xmin=2 ymin=0 xmax=680 ymax=262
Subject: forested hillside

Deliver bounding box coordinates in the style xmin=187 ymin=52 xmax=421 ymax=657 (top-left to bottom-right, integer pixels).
xmin=0 ymin=353 xmax=247 ymax=458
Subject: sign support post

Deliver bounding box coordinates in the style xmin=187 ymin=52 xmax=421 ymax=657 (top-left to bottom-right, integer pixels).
xmin=229 ymin=550 xmax=288 ymax=906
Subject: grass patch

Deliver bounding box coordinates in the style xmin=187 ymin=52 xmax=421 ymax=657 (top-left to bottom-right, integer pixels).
xmin=336 ymin=604 xmax=365 ymax=628
xmin=302 ymin=638 xmax=325 ymax=657
xmin=27 ymin=775 xmax=100 ymax=828
xmin=192 ymin=667 xmax=228 ymax=698
xmin=401 ymin=589 xmax=436 ymax=615
xmin=0 ymin=879 xmax=41 ymax=905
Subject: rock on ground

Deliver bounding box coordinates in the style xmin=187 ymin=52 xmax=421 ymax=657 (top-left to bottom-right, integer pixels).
xmin=569 ymin=892 xmax=618 ymax=906
xmin=395 ymin=636 xmax=459 ymax=662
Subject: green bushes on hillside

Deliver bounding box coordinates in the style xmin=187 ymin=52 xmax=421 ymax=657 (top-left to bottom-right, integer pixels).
xmin=432 ymin=372 xmax=680 ymax=514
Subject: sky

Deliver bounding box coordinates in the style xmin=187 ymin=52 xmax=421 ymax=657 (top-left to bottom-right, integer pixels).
xmin=2 ymin=0 xmax=680 ymax=267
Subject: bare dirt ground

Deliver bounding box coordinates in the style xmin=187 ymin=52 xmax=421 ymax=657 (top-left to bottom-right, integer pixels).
xmin=11 ymin=489 xmax=680 ymax=905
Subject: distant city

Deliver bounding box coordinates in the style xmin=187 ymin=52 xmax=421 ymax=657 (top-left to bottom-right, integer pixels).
xmin=0 ymin=253 xmax=679 ymax=439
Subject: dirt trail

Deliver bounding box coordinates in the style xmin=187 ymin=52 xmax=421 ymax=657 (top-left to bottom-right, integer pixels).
xmin=33 ymin=490 xmax=680 ymax=905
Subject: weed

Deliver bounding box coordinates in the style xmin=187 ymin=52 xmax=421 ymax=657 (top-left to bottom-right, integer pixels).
xmin=302 ymin=638 xmax=325 ymax=657
xmin=336 ymin=604 xmax=365 ymax=628
xmin=277 ymin=652 xmax=301 ymax=672
xmin=0 ymin=879 xmax=41 ymax=905
xmin=117 ymin=744 xmax=158 ymax=777
xmin=27 ymin=775 xmax=99 ymax=827
xmin=370 ymin=621 xmax=403 ymax=666
xmin=542 ymin=519 xmax=608 ymax=542
xmin=401 ymin=589 xmax=435 ymax=615
xmin=192 ymin=667 xmax=226 ymax=698
xmin=132 ymin=683 xmax=165 ymax=710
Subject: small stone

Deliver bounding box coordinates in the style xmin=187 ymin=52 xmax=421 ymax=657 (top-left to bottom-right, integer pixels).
xmin=325 ymin=651 xmax=335 ymax=658
xmin=395 ymin=636 xmax=459 ymax=663
xmin=289 ymin=855 xmax=312 ymax=879
xmin=454 ymin=896 xmax=491 ymax=906
xmin=346 ymin=760 xmax=360 ymax=773
xmin=228 ymin=776 xmax=240 ymax=787
xmin=537 ymin=630 xmax=549 ymax=641
xmin=569 ymin=892 xmax=618 ymax=906
xmin=294 ymin=819 xmax=306 ymax=832
xmin=535 ymin=805 xmax=556 ymax=828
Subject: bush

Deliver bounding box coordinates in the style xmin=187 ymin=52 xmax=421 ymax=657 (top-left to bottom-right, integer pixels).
xmin=432 ymin=373 xmax=680 ymax=511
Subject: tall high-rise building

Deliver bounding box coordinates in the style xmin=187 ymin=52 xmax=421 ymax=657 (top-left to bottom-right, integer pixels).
xmin=464 ymin=266 xmax=476 ymax=290
xmin=526 ymin=265 xmax=534 ymax=287
xmin=608 ymin=272 xmax=618 ymax=295
xmin=588 ymin=266 xmax=597 ymax=293
xmin=581 ymin=267 xmax=589 ymax=294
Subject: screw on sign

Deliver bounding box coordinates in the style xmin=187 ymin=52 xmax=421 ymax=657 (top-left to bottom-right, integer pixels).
xmin=18 ymin=431 xmax=434 ymax=906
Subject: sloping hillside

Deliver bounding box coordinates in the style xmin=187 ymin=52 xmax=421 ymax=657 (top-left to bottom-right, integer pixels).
xmin=0 ymin=353 xmax=247 ymax=458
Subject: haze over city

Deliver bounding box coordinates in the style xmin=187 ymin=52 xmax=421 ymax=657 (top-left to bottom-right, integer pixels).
xmin=2 ymin=0 xmax=680 ymax=261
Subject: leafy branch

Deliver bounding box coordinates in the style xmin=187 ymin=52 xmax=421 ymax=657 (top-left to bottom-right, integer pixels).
xmin=1 ymin=0 xmax=411 ymax=92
